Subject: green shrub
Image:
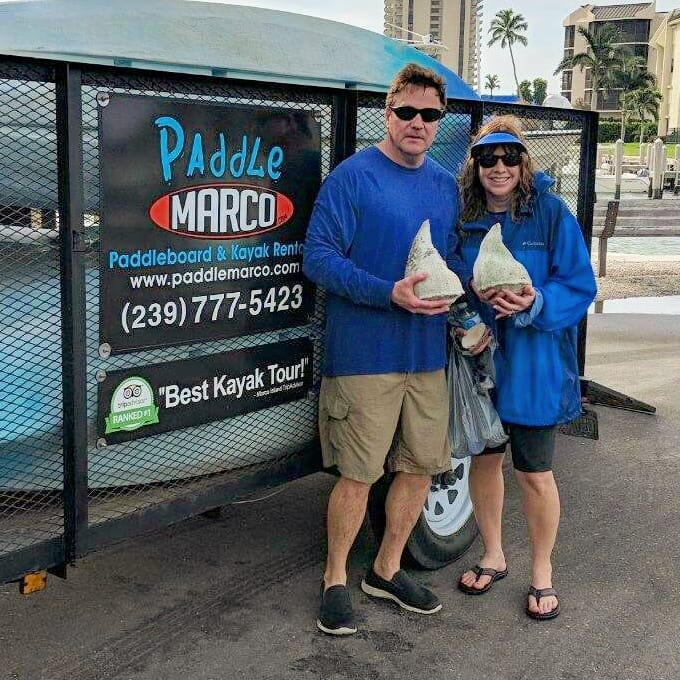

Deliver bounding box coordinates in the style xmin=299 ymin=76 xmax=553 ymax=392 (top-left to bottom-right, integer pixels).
xmin=597 ymin=118 xmax=657 ymax=143
xmin=597 ymin=120 xmax=619 ymax=142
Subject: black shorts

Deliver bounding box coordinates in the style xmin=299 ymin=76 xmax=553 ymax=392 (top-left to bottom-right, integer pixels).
xmin=481 ymin=424 xmax=557 ymax=473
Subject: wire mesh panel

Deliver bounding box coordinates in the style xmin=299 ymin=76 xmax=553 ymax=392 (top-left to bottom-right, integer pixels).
xmin=356 ymin=95 xmax=591 ymax=219
xmin=0 ymin=62 xmax=65 ymax=559
xmin=356 ymin=92 xmax=476 ymax=180
xmin=78 ymin=70 xmax=333 ymax=530
xmin=480 ymin=102 xmax=587 ymax=215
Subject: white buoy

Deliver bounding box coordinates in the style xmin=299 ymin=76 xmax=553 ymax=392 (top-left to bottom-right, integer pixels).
xmin=639 ymin=142 xmax=648 ymax=165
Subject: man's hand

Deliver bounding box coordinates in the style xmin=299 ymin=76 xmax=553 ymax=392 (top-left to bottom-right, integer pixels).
xmin=491 ymin=285 xmax=536 ymax=319
xmin=391 ymin=273 xmax=451 ymax=315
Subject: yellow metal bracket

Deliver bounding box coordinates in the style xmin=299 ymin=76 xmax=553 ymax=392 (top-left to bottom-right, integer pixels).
xmin=19 ymin=570 xmax=48 ymax=595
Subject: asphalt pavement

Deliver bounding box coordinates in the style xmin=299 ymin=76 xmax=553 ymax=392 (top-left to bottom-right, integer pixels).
xmin=2 ymin=312 xmax=679 ymax=680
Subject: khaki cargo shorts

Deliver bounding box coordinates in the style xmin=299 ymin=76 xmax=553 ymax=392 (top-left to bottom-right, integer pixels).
xmin=318 ymin=370 xmax=451 ymax=484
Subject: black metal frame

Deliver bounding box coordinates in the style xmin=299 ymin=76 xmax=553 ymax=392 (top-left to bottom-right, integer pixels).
xmin=576 ymin=108 xmax=600 ymax=375
xmin=56 ymin=63 xmax=90 ymax=564
xmin=0 ymin=56 xmax=600 ymax=586
xmin=83 ymin=445 xmax=322 ymax=553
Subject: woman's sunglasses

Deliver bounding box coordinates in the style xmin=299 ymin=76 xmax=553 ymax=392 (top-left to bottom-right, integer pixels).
xmin=473 ymin=145 xmax=524 ymax=169
xmin=389 ymin=106 xmax=446 ymax=123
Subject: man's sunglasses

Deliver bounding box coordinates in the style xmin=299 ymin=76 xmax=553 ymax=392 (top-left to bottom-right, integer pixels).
xmin=389 ymin=106 xmax=446 ymax=123
xmin=473 ymin=145 xmax=524 ymax=168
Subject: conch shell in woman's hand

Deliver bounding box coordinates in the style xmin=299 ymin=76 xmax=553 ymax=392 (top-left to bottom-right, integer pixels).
xmin=473 ymin=223 xmax=532 ymax=293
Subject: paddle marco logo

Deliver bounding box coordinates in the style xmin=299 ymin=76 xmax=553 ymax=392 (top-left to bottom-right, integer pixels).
xmin=148 ymin=183 xmax=294 ymax=239
xmin=148 ymin=115 xmax=294 ymax=240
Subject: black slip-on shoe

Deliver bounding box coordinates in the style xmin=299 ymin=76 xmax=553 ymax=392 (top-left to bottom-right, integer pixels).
xmin=361 ymin=568 xmax=442 ymax=614
xmin=316 ymin=583 xmax=357 ymax=636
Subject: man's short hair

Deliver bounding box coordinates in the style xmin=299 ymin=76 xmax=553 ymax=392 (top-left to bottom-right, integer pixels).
xmin=386 ymin=63 xmax=447 ymax=109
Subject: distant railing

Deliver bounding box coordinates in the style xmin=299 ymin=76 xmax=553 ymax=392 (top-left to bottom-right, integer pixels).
xmin=592 ymin=198 xmax=680 ymax=277
xmin=596 ymin=138 xmax=680 ymax=200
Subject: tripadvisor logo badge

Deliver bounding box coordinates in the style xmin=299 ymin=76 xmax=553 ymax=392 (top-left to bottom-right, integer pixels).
xmin=105 ymin=376 xmax=159 ymax=434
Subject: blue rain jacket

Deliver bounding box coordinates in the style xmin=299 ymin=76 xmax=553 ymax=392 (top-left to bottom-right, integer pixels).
xmin=457 ymin=172 xmax=597 ymax=426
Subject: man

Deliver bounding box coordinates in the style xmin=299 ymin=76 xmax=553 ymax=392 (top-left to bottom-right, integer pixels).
xmin=303 ymin=63 xmax=466 ymax=635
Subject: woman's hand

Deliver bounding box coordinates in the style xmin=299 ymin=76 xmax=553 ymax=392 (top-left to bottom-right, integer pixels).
xmin=470 ymin=279 xmax=498 ymax=305
xmin=491 ymin=285 xmax=536 ymax=319
xmin=452 ymin=326 xmax=492 ymax=355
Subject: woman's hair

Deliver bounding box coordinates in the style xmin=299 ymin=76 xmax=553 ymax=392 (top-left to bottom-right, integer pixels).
xmin=458 ymin=115 xmax=536 ymax=224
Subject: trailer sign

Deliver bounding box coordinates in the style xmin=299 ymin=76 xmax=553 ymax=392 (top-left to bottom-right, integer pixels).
xmin=98 ymin=94 xmax=320 ymax=353
xmin=97 ymin=338 xmax=313 ymax=444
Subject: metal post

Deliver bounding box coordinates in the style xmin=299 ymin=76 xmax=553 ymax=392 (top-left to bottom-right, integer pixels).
xmin=576 ymin=110 xmax=599 ymax=376
xmin=598 ymin=200 xmax=618 ymax=278
xmin=331 ymin=90 xmax=357 ymax=168
xmin=470 ymin=101 xmax=484 ymax=138
xmin=648 ymin=139 xmax=655 ymax=198
xmin=614 ymin=138 xmax=623 ymax=200
xmin=653 ymin=138 xmax=664 ymax=199
xmin=577 ymin=111 xmax=599 ymax=250
xmin=55 ymin=63 xmax=89 ymax=564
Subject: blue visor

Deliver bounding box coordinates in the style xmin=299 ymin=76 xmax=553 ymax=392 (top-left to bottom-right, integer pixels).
xmin=471 ymin=132 xmax=526 ymax=152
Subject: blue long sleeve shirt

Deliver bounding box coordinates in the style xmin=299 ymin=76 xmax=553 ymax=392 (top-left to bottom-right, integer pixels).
xmin=303 ymin=146 xmax=463 ymax=376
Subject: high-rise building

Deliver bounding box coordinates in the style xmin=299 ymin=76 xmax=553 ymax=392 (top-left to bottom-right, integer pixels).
xmin=384 ymin=0 xmax=483 ymax=90
xmin=560 ymin=2 xmax=666 ymax=115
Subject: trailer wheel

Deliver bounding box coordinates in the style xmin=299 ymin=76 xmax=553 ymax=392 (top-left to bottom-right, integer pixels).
xmin=368 ymin=458 xmax=478 ymax=570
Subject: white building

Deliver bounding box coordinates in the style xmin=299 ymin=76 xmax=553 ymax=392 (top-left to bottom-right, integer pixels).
xmin=650 ymin=9 xmax=680 ymax=138
xmin=561 ymin=2 xmax=666 ymax=115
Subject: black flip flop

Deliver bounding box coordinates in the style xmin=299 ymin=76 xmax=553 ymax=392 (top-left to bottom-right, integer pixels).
xmin=526 ymin=585 xmax=560 ymax=620
xmin=457 ymin=565 xmax=508 ymax=595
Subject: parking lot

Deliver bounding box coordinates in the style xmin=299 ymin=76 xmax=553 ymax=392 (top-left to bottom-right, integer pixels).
xmin=3 ymin=312 xmax=680 ymax=680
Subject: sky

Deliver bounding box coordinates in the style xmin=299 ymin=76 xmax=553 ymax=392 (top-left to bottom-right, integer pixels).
xmin=214 ymin=0 xmax=679 ymax=94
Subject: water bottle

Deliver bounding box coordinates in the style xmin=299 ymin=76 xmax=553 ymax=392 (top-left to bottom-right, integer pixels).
xmin=449 ymin=295 xmax=482 ymax=331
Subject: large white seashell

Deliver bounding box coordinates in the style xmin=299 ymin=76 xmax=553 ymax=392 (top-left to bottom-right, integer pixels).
xmin=473 ymin=223 xmax=532 ymax=293
xmin=405 ymin=219 xmax=464 ymax=304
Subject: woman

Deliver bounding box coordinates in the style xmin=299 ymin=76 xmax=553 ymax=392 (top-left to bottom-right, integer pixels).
xmin=455 ymin=116 xmax=596 ymax=620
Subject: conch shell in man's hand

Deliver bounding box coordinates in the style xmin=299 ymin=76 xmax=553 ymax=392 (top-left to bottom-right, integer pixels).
xmin=405 ymin=219 xmax=464 ymax=304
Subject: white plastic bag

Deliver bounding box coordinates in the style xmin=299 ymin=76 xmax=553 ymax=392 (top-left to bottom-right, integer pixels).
xmin=448 ymin=342 xmax=508 ymax=459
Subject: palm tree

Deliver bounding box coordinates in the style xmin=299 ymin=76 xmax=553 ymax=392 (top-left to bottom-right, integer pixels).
xmin=484 ymin=73 xmax=500 ymax=98
xmin=612 ymin=52 xmax=656 ymax=141
xmin=554 ymin=25 xmax=621 ymax=112
xmin=532 ymin=78 xmax=548 ymax=105
xmin=628 ymin=87 xmax=662 ymax=146
xmin=518 ymin=80 xmax=532 ymax=103
xmin=487 ymin=9 xmax=528 ymax=95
